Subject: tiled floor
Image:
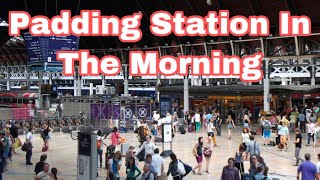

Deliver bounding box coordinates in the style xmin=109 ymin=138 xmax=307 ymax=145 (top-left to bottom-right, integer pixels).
xmin=3 ymin=125 xmax=317 ymax=180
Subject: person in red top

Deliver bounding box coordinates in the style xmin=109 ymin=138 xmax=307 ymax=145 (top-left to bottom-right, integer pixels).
xmin=110 ymin=127 xmax=121 ymax=151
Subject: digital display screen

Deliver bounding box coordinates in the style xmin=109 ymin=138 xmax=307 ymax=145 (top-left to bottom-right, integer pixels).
xmin=23 ymin=32 xmax=79 ymax=71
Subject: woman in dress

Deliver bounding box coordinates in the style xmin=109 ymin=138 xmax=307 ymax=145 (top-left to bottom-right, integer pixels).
xmin=203 ymin=135 xmax=213 ymax=174
xmin=172 ymin=112 xmax=179 ymax=133
xmin=227 ymin=115 xmax=236 ymax=140
xmin=241 ymin=128 xmax=251 ymax=149
xmin=126 ymin=157 xmax=141 ymax=180
xmin=243 ymin=115 xmax=251 ymax=131
xmin=192 ymin=137 xmax=204 ymax=175
xmin=234 ymin=144 xmax=247 ymax=175
xmin=195 ymin=110 xmax=201 ymax=133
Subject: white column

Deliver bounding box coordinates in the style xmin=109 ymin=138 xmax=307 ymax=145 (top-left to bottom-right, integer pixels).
xmin=38 ymin=71 xmax=44 ymax=109
xmin=102 ymin=75 xmax=105 ymax=87
xmin=264 ymin=58 xmax=270 ymax=112
xmin=311 ymin=64 xmax=316 ymax=85
xmin=123 ymin=64 xmax=129 ymax=96
xmin=49 ymin=72 xmax=52 ymax=85
xmin=73 ymin=79 xmax=77 ymax=96
xmin=183 ymin=76 xmax=189 ymax=114
xmin=124 ymin=79 xmax=129 ymax=96
xmin=77 ymin=78 xmax=81 ymax=96
xmin=206 ymin=76 xmax=209 ymax=86
xmin=156 ymin=74 xmax=161 ymax=101
xmin=89 ymin=83 xmax=94 ymax=96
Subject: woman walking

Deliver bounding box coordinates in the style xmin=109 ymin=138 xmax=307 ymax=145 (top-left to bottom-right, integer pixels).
xmin=227 ymin=115 xmax=236 ymax=140
xmin=167 ymin=153 xmax=181 ymax=180
xmin=192 ymin=137 xmax=204 ymax=175
xmin=243 ymin=115 xmax=251 ymax=131
xmin=195 ymin=110 xmax=201 ymax=133
xmin=50 ymin=167 xmax=65 ymax=180
xmin=110 ymin=127 xmax=121 ymax=151
xmin=241 ymin=128 xmax=251 ymax=149
xmin=126 ymin=157 xmax=141 ymax=180
xmin=203 ymin=135 xmax=213 ymax=174
xmin=307 ymin=120 xmax=316 ymax=147
xmin=277 ymin=122 xmax=289 ymax=150
xmin=42 ymin=124 xmax=52 ymax=151
xmin=234 ymin=144 xmax=246 ymax=175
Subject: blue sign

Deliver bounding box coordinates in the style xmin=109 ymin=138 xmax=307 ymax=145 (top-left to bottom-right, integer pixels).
xmin=51 ymin=84 xmax=58 ymax=94
xmin=24 ymin=33 xmax=79 ymax=71
xmin=23 ymin=32 xmax=43 ymax=64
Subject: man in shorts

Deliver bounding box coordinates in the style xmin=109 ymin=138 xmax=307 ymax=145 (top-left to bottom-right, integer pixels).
xmin=262 ymin=117 xmax=271 ymax=145
xmin=207 ymin=119 xmax=218 ymax=147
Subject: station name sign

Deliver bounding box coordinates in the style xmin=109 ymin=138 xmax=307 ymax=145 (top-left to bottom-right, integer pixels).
xmin=8 ymin=10 xmax=312 ymax=82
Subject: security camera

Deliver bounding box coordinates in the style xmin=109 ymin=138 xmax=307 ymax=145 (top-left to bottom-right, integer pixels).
xmin=207 ymin=0 xmax=213 ymax=5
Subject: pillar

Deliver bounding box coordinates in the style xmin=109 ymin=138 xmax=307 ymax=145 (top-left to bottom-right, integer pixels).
xmin=77 ymin=78 xmax=81 ymax=96
xmin=73 ymin=79 xmax=77 ymax=96
xmin=49 ymin=72 xmax=52 ymax=85
xmin=206 ymin=76 xmax=209 ymax=86
xmin=311 ymin=64 xmax=316 ymax=85
xmin=264 ymin=58 xmax=270 ymax=112
xmin=156 ymin=74 xmax=161 ymax=101
xmin=123 ymin=64 xmax=129 ymax=96
xmin=89 ymin=83 xmax=94 ymax=96
xmin=183 ymin=76 xmax=189 ymax=114
xmin=38 ymin=71 xmax=44 ymax=109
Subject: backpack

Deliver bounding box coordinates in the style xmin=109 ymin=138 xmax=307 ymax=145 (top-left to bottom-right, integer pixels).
xmin=139 ymin=126 xmax=148 ymax=138
xmin=97 ymin=140 xmax=102 ymax=149
xmin=177 ymin=160 xmax=186 ymax=175
xmin=263 ymin=121 xmax=270 ymax=130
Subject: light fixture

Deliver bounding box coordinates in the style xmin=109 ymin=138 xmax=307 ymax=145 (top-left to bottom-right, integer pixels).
xmin=207 ymin=0 xmax=213 ymax=5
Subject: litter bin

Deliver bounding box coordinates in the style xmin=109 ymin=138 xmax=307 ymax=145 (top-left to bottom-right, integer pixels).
xmin=112 ymin=119 xmax=119 ymax=129
xmin=133 ymin=119 xmax=137 ymax=132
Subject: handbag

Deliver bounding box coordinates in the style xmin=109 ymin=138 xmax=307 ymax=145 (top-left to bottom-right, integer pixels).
xmin=21 ymin=143 xmax=29 ymax=152
xmin=203 ymin=147 xmax=212 ymax=157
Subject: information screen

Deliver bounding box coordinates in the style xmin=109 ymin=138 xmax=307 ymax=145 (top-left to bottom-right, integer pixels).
xmin=23 ymin=32 xmax=79 ymax=71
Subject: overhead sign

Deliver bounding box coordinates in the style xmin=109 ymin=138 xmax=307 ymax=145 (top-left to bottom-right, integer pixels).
xmin=23 ymin=32 xmax=79 ymax=71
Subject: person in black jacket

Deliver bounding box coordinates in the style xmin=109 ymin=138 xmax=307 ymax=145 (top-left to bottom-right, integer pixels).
xmin=167 ymin=153 xmax=181 ymax=180
xmin=34 ymin=154 xmax=47 ymax=175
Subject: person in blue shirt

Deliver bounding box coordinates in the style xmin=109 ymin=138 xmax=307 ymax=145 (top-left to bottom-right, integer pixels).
xmin=299 ymin=112 xmax=306 ymax=133
xmin=297 ymin=153 xmax=317 ymax=180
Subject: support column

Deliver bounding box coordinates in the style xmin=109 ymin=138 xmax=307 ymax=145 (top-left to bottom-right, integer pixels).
xmin=49 ymin=72 xmax=52 ymax=85
xmin=264 ymin=58 xmax=270 ymax=112
xmin=311 ymin=63 xmax=316 ymax=85
xmin=123 ymin=64 xmax=129 ymax=96
xmin=102 ymin=74 xmax=105 ymax=87
xmin=73 ymin=79 xmax=77 ymax=96
xmin=183 ymin=76 xmax=189 ymax=114
xmin=38 ymin=71 xmax=44 ymax=109
xmin=156 ymin=74 xmax=161 ymax=101
xmin=77 ymin=77 xmax=81 ymax=96
xmin=206 ymin=76 xmax=209 ymax=86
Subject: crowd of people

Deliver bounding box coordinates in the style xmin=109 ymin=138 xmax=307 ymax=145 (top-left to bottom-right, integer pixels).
xmin=2 ymin=103 xmax=320 ymax=179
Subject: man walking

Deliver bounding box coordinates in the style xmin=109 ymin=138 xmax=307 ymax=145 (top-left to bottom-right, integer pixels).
xmin=297 ymin=153 xmax=317 ymax=180
xmin=293 ymin=128 xmax=304 ymax=166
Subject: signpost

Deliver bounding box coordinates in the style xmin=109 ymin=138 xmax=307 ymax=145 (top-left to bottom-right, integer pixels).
xmin=160 ymin=123 xmax=173 ymax=158
xmin=77 ymin=132 xmax=97 ymax=180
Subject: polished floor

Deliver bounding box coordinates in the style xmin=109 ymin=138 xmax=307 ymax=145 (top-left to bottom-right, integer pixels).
xmin=3 ymin=125 xmax=317 ymax=180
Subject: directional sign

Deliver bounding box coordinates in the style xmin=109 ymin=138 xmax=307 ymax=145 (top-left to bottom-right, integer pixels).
xmin=124 ymin=108 xmax=133 ymax=118
xmin=138 ymin=107 xmax=147 ymax=117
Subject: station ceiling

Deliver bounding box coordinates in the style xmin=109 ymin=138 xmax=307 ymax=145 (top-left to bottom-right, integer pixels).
xmin=1 ymin=0 xmax=320 ymax=65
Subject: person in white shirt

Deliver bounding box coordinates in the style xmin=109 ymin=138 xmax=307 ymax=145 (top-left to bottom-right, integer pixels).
xmin=135 ymin=135 xmax=156 ymax=159
xmin=195 ymin=111 xmax=201 ymax=133
xmin=153 ymin=111 xmax=160 ymax=122
xmin=207 ymin=119 xmax=217 ymax=147
xmin=307 ymin=121 xmax=316 ymax=147
xmin=166 ymin=111 xmax=172 ymax=124
xmin=34 ymin=163 xmax=51 ymax=180
xmin=26 ymin=128 xmax=33 ymax=165
xmin=242 ymin=128 xmax=251 ymax=148
xmin=317 ymin=154 xmax=320 ymax=173
xmin=97 ymin=130 xmax=106 ymax=168
xmin=151 ymin=148 xmax=164 ymax=178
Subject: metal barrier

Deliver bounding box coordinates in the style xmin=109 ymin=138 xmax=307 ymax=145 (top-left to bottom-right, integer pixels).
xmin=0 ymin=108 xmax=31 ymax=120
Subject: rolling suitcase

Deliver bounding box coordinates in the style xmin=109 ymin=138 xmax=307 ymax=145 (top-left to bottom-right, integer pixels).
xmin=121 ymin=143 xmax=130 ymax=157
xmin=276 ymin=135 xmax=280 ymax=145
xmin=188 ymin=125 xmax=193 ymax=132
xmin=179 ymin=126 xmax=186 ymax=134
